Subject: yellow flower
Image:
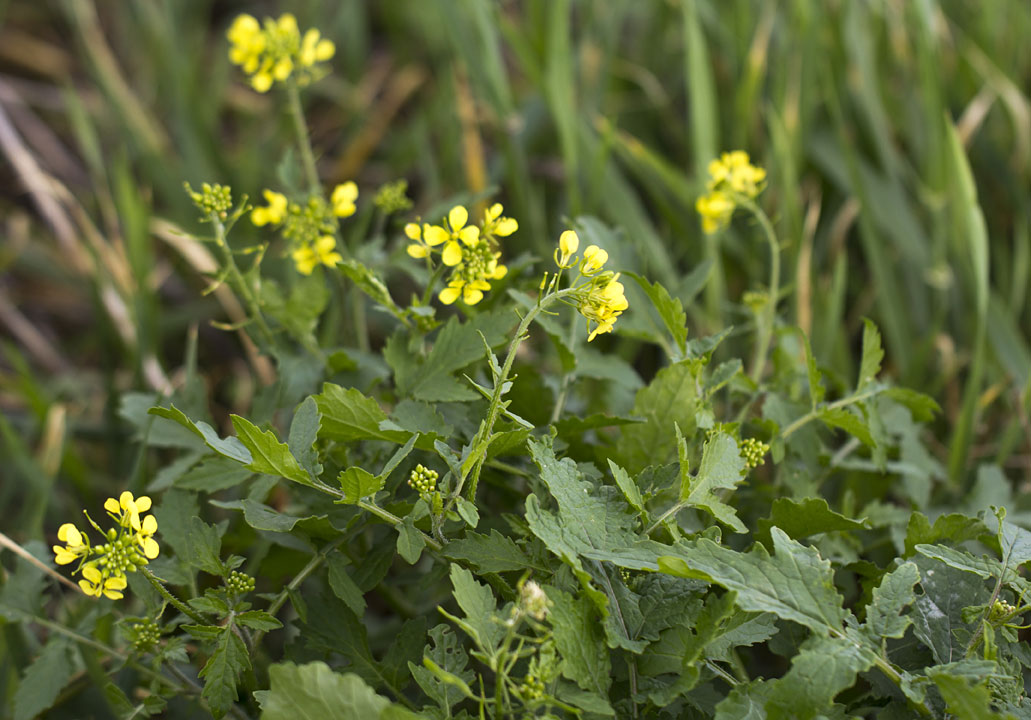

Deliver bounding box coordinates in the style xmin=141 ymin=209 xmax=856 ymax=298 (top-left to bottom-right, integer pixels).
xmin=557 ymin=230 xmax=579 ymax=267
xmin=425 ymin=206 xmax=479 ymax=267
xmin=696 ymin=191 xmax=735 ymax=235
xmin=53 ymin=523 xmax=87 ymax=566
xmin=481 ymin=203 xmax=518 ymax=238
xmin=582 ymin=245 xmax=608 ymax=274
xmin=578 ymin=273 xmax=629 ymax=341
xmin=227 ymin=15 xmax=265 ymax=74
xmin=331 ymin=182 xmax=358 ymax=217
xmin=135 ymin=514 xmax=160 ymax=560
xmin=292 ymin=235 xmax=342 ymax=275
xmin=251 ymin=190 xmax=288 ymax=226
xmin=300 ymin=28 xmax=335 ymax=67
xmin=404 ymin=222 xmax=436 ymax=258
xmin=439 ymin=277 xmax=491 ymax=306
xmin=78 ymin=564 xmax=127 ymax=600
xmin=105 ymin=491 xmax=151 ymax=531
xmin=227 ymin=13 xmax=333 ymax=92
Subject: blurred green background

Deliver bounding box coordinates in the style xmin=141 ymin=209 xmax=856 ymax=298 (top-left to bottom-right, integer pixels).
xmin=1 ymin=0 xmax=1029 ymax=530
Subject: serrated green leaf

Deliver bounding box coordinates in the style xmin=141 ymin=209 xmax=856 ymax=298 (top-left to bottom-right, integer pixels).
xmin=13 ymin=639 xmax=75 ymax=720
xmin=607 ymin=459 xmax=644 ymax=513
xmin=444 ymin=529 xmax=541 ymax=573
xmin=396 ymin=515 xmax=425 ymax=564
xmin=185 ymin=516 xmax=224 ymax=576
xmin=103 ymin=682 xmax=166 ymax=718
xmin=175 ymin=456 xmax=253 ymax=492
xmin=230 ymin=415 xmax=311 ymax=486
xmin=625 ymin=272 xmax=688 ymax=357
xmin=677 ymin=428 xmax=747 ymax=533
xmin=147 ymin=405 xmax=252 ymax=464
xmin=929 ymin=668 xmax=1016 ymax=720
xmin=209 ymin=498 xmax=330 ymax=535
xmin=764 ymin=634 xmax=877 ymax=720
xmin=198 ymin=625 xmax=249 ymax=719
xmin=288 ymin=397 xmax=322 ymax=481
xmin=236 ymin=610 xmax=283 ymax=632
xmin=658 ymin=528 xmax=850 ymax=635
xmin=454 ymin=497 xmax=479 ymax=528
xmin=445 ymin=564 xmax=503 ymax=651
xmin=910 ymin=556 xmax=982 ymax=664
xmin=864 ymin=562 xmax=919 ymax=639
xmin=410 ymin=624 xmax=474 ymax=712
xmin=904 ymin=511 xmax=988 ymax=556
xmin=327 ymin=554 xmax=366 ymax=617
xmin=257 ymin=661 xmax=420 ymax=719
xmin=549 ymin=586 xmax=612 ymax=697
xmin=884 ymin=387 xmax=940 ymax=422
xmin=314 ymin=383 xmax=410 ymax=445
xmin=756 ymin=497 xmax=869 ymax=547
xmin=300 ymin=592 xmax=388 ymax=689
xmin=617 ymin=361 xmax=701 ymax=472
xmin=338 ymin=466 xmax=384 ymax=504
xmin=857 ymin=318 xmax=883 ymax=391
xmin=819 ymin=406 xmax=875 ymax=447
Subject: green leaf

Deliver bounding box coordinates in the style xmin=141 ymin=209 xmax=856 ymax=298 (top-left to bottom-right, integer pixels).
xmin=288 ymin=397 xmax=323 ymax=481
xmin=818 ymin=406 xmax=875 ymax=447
xmin=338 ymin=466 xmax=384 ymax=504
xmin=396 ymin=515 xmax=426 ymax=564
xmin=185 ymin=516 xmax=225 ymax=576
xmin=13 ymin=639 xmax=75 ymax=720
xmin=454 ymin=497 xmax=479 ymax=528
xmin=444 ymin=529 xmax=538 ymax=573
xmin=549 ymin=586 xmax=612 ymax=697
xmin=230 ymin=415 xmax=311 ymax=486
xmin=910 ymin=556 xmax=982 ymax=665
xmin=928 ymin=669 xmax=1016 ymax=720
xmin=257 ymin=661 xmax=420 ymax=720
xmin=763 ymin=634 xmax=877 ymax=720
xmin=857 ymin=318 xmax=883 ymax=391
xmin=410 ymin=625 xmax=474 ymax=712
xmin=236 ymin=611 xmax=283 ymax=632
xmin=756 ymin=497 xmax=869 ymax=547
xmin=327 ymin=554 xmax=366 ymax=617
xmin=176 ymin=456 xmax=253 ymax=492
xmin=147 ymin=405 xmax=252 ymax=464
xmin=209 ymin=498 xmax=330 ymax=535
xmin=617 ymin=361 xmax=701 ymax=472
xmin=884 ymin=387 xmax=940 ymax=422
xmin=103 ymin=682 xmax=166 ymax=718
xmin=625 ymin=272 xmax=688 ymax=357
xmin=607 ymin=459 xmax=644 ymax=514
xmin=658 ymin=528 xmax=850 ymax=635
xmin=299 ymin=593 xmax=389 ymax=690
xmin=863 ymin=561 xmax=919 ymax=639
xmin=904 ymin=511 xmax=988 ymax=556
xmin=444 ymin=564 xmax=503 ymax=651
xmin=677 ymin=428 xmax=747 ymax=533
xmin=314 ymin=383 xmax=410 ymax=445
xmin=394 ymin=311 xmax=517 ymax=402
xmin=798 ymin=327 xmax=825 ymax=408
xmin=198 ymin=626 xmax=249 ymax=719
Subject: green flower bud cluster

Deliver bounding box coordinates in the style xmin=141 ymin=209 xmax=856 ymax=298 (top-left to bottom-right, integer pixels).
xmin=519 ymin=672 xmax=546 ymax=701
xmin=519 ymin=580 xmax=551 ymax=621
xmin=226 ymin=570 xmax=256 ymax=595
xmin=185 ymin=182 xmax=233 ymax=219
xmin=991 ymin=599 xmax=1018 ymax=622
xmin=129 ymin=618 xmax=162 ymax=653
xmin=282 ymin=195 xmax=338 ymax=248
xmin=374 ymin=180 xmax=413 ymax=215
xmin=740 ymin=437 xmax=770 ymax=469
xmin=408 ymin=464 xmax=439 ymax=499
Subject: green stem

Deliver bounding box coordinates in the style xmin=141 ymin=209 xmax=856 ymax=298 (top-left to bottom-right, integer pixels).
xmin=447 ymin=287 xmax=578 ymax=512
xmin=141 ymin=567 xmax=208 ymax=625
xmin=285 ymin=79 xmax=321 ymax=194
xmin=741 ymin=198 xmax=780 ymax=385
xmin=358 ymin=499 xmax=443 ymax=551
xmin=778 ymin=387 xmax=882 ymax=440
xmin=644 ymin=501 xmax=686 ymax=536
xmin=211 ymin=214 xmax=275 ymax=347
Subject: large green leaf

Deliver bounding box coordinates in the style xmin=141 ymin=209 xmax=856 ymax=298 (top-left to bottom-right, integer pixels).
xmin=13 ymin=639 xmax=76 ymax=720
xmin=230 ymin=415 xmax=311 ymax=486
xmin=617 ymin=361 xmax=701 ymax=472
xmin=257 ymin=661 xmax=419 ymax=719
xmin=677 ymin=429 xmax=747 ymax=533
xmin=764 ymin=634 xmax=877 ymax=720
xmin=314 ymin=383 xmax=410 ymax=445
xmin=199 ymin=625 xmax=249 ymax=719
xmin=658 ymin=528 xmax=850 ymax=635
xmin=625 ymin=272 xmax=688 ymax=358
xmin=147 ymin=405 xmax=251 ymax=464
xmin=549 ymin=586 xmax=612 ymax=697
xmin=756 ymin=497 xmax=869 ymax=547
xmin=863 ymin=561 xmax=919 ymax=640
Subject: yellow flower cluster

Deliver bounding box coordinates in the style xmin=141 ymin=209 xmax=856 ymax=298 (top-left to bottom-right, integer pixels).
xmin=251 ymin=183 xmax=358 ymax=275
xmin=405 ymin=204 xmax=515 ymax=306
xmin=695 ymin=151 xmax=766 ymax=234
xmin=227 ymin=13 xmax=335 ymax=93
xmin=551 ymin=230 xmax=628 ymax=341
xmin=53 ymin=491 xmax=159 ymax=600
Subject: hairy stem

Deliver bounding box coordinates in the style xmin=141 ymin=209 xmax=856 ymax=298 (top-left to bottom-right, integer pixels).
xmin=285 ymin=79 xmax=321 ymax=194
xmin=141 ymin=567 xmax=208 ymax=625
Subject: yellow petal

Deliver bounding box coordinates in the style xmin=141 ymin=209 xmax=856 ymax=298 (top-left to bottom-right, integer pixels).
xmin=104 ymin=498 xmax=120 ymax=514
xmin=54 ymin=547 xmax=77 ymax=565
xmin=442 ymin=241 xmax=463 ymax=266
xmin=458 ymin=225 xmax=479 ymax=246
xmin=439 ymin=286 xmax=461 ymax=305
xmin=142 ymin=514 xmax=158 ymax=534
xmin=315 ymin=39 xmax=335 ymax=61
xmin=424 ymin=225 xmax=449 ymax=246
xmin=106 ymin=575 xmax=128 ymax=591
xmin=559 ymin=230 xmax=579 ymax=256
xmin=251 ymin=72 xmax=273 ymax=93
xmin=82 ymin=565 xmax=102 ymax=583
xmin=494 ymin=217 xmax=518 ymax=236
xmin=58 ymin=523 xmax=82 ymax=545
xmin=487 ymin=203 xmax=502 ymax=220
xmin=404 ymin=223 xmax=422 ymax=240
xmin=251 ymin=207 xmax=269 ymax=226
xmin=135 ymin=496 xmax=152 ymax=512
xmin=273 ymin=57 xmax=293 ymax=81
xmin=142 ymin=538 xmax=160 ymax=560
xmin=79 ymin=579 xmax=99 ymax=596
xmin=463 ymin=287 xmax=484 ymax=305
xmin=492 ymin=264 xmax=508 ymax=279
xmin=103 ymin=588 xmax=125 ymax=600
xmin=407 ymin=244 xmax=429 ymax=258
xmin=119 ymin=491 xmax=134 ymax=510
xmin=448 ymin=205 xmax=468 ymax=231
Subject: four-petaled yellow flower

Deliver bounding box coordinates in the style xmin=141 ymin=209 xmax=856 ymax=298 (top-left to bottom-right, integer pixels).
xmin=582 ymin=245 xmax=608 ymax=274
xmin=135 ymin=514 xmax=160 ymax=560
xmin=425 ymin=206 xmax=480 ymax=267
xmin=331 ymin=182 xmax=358 ymax=218
xmin=227 ymin=13 xmax=335 ymax=93
xmin=251 ymin=190 xmax=288 ymax=226
xmin=79 ymin=564 xmax=128 ymax=601
xmin=292 ymin=236 xmax=343 ymax=275
xmin=696 ymin=150 xmax=766 ymax=234
xmin=53 ymin=523 xmax=88 ymax=565
xmin=404 ymin=222 xmax=437 ymax=259
xmin=105 ymin=491 xmax=152 ymax=532
xmin=481 ymin=203 xmax=518 ymax=239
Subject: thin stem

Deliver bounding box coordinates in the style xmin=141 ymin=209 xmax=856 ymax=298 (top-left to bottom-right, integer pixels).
xmin=211 ymin=214 xmax=275 ymax=347
xmin=644 ymin=501 xmax=685 ymax=536
xmin=741 ymin=198 xmax=780 ymax=385
xmin=141 ymin=567 xmax=208 ymax=625
xmin=285 ymin=79 xmax=321 ymax=194
xmin=779 ymin=387 xmax=882 ymax=440
xmin=0 ymin=531 xmax=80 ymax=591
xmin=358 ymin=499 xmax=443 ymax=551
